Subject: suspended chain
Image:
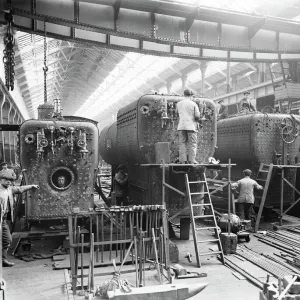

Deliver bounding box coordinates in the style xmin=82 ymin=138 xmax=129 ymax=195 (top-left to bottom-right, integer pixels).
xmin=43 ymin=21 xmax=48 ymax=103
xmin=3 ymin=10 xmax=15 ymax=91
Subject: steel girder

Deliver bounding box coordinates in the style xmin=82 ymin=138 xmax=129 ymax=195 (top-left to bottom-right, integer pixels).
xmin=1 ymin=0 xmax=300 ymax=62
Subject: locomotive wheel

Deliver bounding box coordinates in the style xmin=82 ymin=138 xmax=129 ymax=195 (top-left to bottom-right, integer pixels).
xmin=281 ymin=125 xmax=296 ymax=144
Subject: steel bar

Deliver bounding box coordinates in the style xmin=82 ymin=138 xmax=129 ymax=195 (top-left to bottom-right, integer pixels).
xmin=225 ymin=258 xmax=263 ymax=289
xmin=81 ymin=234 xmax=84 ymax=292
xmin=101 ymin=213 xmax=104 ymax=263
xmin=134 ymin=236 xmax=138 ymax=287
xmin=109 ymin=213 xmax=113 ymax=261
xmin=96 ymin=215 xmax=99 ymax=262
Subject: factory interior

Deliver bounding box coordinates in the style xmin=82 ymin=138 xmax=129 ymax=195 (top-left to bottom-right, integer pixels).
xmin=1 ymin=0 xmax=300 ymax=299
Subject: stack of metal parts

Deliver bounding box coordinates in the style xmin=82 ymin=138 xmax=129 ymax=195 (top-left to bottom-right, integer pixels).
xmin=237 ymin=246 xmax=295 ymax=278
xmin=67 ymin=206 xmax=170 ymax=296
xmin=255 ymin=229 xmax=300 ymax=258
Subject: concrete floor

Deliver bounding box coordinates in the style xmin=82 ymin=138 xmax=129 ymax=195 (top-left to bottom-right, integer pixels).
xmin=3 ymin=220 xmax=284 ymax=300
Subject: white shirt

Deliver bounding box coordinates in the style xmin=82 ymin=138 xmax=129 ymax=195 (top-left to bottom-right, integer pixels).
xmin=176 ymin=98 xmax=200 ymax=132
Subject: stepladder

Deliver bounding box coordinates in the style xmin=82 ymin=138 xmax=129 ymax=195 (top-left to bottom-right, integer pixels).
xmin=184 ymin=172 xmax=225 ymax=268
xmin=254 ymin=163 xmax=274 ymax=232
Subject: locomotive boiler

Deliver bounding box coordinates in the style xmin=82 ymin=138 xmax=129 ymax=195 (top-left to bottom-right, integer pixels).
xmin=19 ymin=101 xmax=99 ymax=223
xmin=99 ymin=94 xmax=217 ymax=218
xmin=214 ymin=112 xmax=300 ymax=208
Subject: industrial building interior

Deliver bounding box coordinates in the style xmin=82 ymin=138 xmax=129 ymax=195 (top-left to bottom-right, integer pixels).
xmin=0 ymin=0 xmax=300 ymax=300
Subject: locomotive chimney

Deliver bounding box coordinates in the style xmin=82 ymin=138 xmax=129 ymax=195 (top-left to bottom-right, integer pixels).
xmin=37 ymin=103 xmax=54 ymax=120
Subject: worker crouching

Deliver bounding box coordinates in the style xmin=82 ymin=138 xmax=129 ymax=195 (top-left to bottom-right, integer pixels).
xmin=0 ymin=170 xmax=39 ymax=267
xmin=231 ymin=169 xmax=263 ymax=222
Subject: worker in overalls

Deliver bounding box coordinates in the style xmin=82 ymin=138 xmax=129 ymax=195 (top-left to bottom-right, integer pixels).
xmin=238 ymin=91 xmax=256 ymax=112
xmin=114 ymin=165 xmax=129 ymax=206
xmin=176 ymin=89 xmax=201 ymax=164
xmin=217 ymin=99 xmax=228 ymax=120
xmin=231 ymin=169 xmax=263 ymax=221
xmin=0 ymin=169 xmax=39 ymax=267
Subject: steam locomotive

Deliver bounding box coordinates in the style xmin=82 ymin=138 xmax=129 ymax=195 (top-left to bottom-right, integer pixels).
xmin=18 ymin=101 xmax=99 ymax=224
xmin=99 ymin=94 xmax=217 ymax=224
xmin=214 ymin=112 xmax=300 ymax=208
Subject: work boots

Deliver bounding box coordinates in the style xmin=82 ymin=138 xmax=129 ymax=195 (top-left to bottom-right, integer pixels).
xmin=3 ymin=259 xmax=14 ymax=267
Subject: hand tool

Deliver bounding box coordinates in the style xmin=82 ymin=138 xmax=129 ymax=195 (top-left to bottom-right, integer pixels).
xmin=109 ymin=213 xmax=113 ymax=261
xmin=80 ymin=234 xmax=84 ymax=296
xmin=151 ymin=228 xmax=162 ymax=284
xmin=96 ymin=215 xmax=99 ymax=262
xmin=133 ymin=236 xmax=138 ymax=287
xmin=101 ymin=213 xmax=104 ymax=263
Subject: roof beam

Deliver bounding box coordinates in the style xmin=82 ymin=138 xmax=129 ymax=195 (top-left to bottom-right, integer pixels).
xmin=184 ymin=7 xmax=199 ymax=32
xmin=114 ymin=0 xmax=122 ymax=30
xmin=248 ymin=18 xmax=266 ymax=39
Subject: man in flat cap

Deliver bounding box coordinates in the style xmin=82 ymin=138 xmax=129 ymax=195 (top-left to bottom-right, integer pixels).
xmin=175 ymin=89 xmax=201 ymax=164
xmin=217 ymin=99 xmax=228 ymax=120
xmin=0 ymin=169 xmax=39 ymax=267
xmin=0 ymin=162 xmax=16 ymax=181
xmin=238 ymin=91 xmax=256 ymax=113
xmin=231 ymin=169 xmax=263 ymax=221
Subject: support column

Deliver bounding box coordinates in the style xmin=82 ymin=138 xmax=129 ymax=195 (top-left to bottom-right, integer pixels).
xmin=181 ymin=74 xmax=188 ymax=94
xmin=166 ymin=82 xmax=172 ymax=94
xmin=8 ymin=104 xmax=12 ymax=165
xmin=258 ymin=63 xmax=266 ymax=83
xmin=226 ymin=61 xmax=231 ymax=93
xmin=213 ymin=84 xmax=218 ymax=98
xmin=12 ymin=110 xmax=17 ymax=165
xmin=200 ymin=61 xmax=207 ymax=97
xmin=231 ymin=75 xmax=238 ymax=92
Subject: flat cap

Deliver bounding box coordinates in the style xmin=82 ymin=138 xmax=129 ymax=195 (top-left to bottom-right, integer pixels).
xmin=0 ymin=169 xmax=15 ymax=180
xmin=183 ymin=89 xmax=193 ymax=96
xmin=244 ymin=91 xmax=250 ymax=95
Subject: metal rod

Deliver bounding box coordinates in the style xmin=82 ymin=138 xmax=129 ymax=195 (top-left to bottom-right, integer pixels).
xmin=280 ymin=168 xmax=284 ymax=226
xmin=228 ymin=158 xmax=231 ymax=235
xmin=96 ymin=215 xmax=99 ymax=262
xmin=151 ymin=228 xmax=162 ymax=284
xmin=81 ymin=234 xmax=84 ymax=291
xmin=101 ymin=213 xmax=104 ymax=263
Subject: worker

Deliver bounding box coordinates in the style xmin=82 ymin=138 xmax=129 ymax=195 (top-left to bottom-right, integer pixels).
xmin=0 ymin=169 xmax=39 ymax=267
xmin=57 ymin=175 xmax=66 ymax=188
xmin=217 ymin=99 xmax=228 ymax=120
xmin=238 ymin=91 xmax=256 ymax=112
xmin=114 ymin=164 xmax=129 ymax=206
xmin=231 ymin=169 xmax=263 ymax=221
xmin=0 ymin=162 xmax=16 ymax=181
xmin=176 ymin=89 xmax=201 ymax=164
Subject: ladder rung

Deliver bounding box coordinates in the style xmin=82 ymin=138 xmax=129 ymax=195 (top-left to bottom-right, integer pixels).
xmin=192 ymin=203 xmax=211 ymax=206
xmin=196 ymin=226 xmax=218 ymax=230
xmin=256 ymin=179 xmax=266 ymax=182
xmin=259 ymin=170 xmax=269 ymax=173
xmin=198 ymin=239 xmax=219 ymax=243
xmin=189 ymin=181 xmax=206 ymax=184
xmin=194 ymin=215 xmax=214 ymax=219
xmin=190 ymin=192 xmax=209 ymax=195
xmin=199 ymin=251 xmax=223 ymax=256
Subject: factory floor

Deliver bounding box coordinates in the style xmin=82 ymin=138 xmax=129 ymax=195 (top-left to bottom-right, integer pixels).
xmin=3 ymin=233 xmax=266 ymax=300
xmin=5 ymin=212 xmax=299 ymax=300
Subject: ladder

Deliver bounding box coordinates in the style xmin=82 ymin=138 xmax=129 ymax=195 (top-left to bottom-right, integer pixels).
xmin=254 ymin=163 xmax=274 ymax=232
xmin=184 ymin=173 xmax=225 ymax=268
xmin=268 ymin=61 xmax=290 ymax=90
